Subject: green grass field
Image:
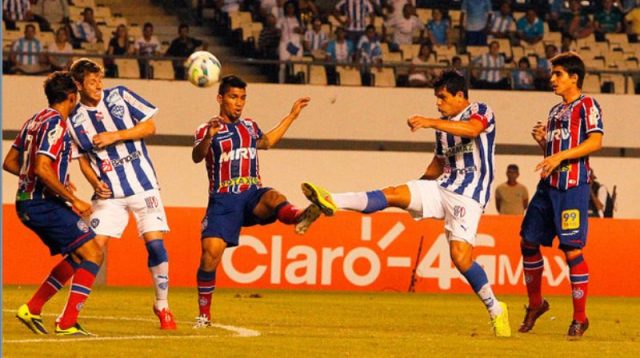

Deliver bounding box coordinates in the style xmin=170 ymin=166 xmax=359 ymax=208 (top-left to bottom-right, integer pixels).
xmin=3 ymin=285 xmax=640 ymax=357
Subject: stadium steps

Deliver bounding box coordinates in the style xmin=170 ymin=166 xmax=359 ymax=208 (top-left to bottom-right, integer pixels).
xmin=98 ymin=0 xmax=267 ymax=83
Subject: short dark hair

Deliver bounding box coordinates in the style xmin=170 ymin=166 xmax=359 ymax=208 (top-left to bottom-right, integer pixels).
xmin=25 ymin=24 xmax=36 ymax=31
xmin=144 ymin=22 xmax=153 ymax=30
xmin=551 ymin=52 xmax=585 ymax=88
xmin=218 ymin=75 xmax=247 ymax=95
xmin=434 ymin=70 xmax=468 ymax=98
xmin=179 ymin=23 xmax=189 ymax=31
xmin=507 ymin=164 xmax=519 ymax=171
xmin=83 ymin=7 xmax=93 ymax=15
xmin=44 ymin=71 xmax=77 ymax=105
xmin=70 ymin=58 xmax=104 ymax=83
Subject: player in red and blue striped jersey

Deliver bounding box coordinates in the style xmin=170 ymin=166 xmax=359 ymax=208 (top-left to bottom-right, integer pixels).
xmin=192 ymin=75 xmax=321 ymax=327
xmin=519 ymin=52 xmax=603 ymax=339
xmin=3 ymin=72 xmax=103 ymax=336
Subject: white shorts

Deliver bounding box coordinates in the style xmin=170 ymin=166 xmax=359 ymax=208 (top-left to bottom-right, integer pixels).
xmin=90 ymin=189 xmax=170 ymax=238
xmin=406 ymin=180 xmax=483 ymax=245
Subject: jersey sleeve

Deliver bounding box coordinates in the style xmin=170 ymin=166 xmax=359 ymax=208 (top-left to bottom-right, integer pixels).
xmin=466 ymin=103 xmax=490 ymax=129
xmin=118 ymin=86 xmax=159 ymax=124
xmin=12 ymin=119 xmax=30 ymax=150
xmin=194 ymin=123 xmax=210 ymax=146
xmin=252 ymin=120 xmax=264 ymax=139
xmin=37 ymin=117 xmax=66 ymax=160
xmin=582 ymin=97 xmax=604 ymax=134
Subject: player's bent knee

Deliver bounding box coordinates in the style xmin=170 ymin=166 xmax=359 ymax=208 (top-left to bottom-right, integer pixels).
xmin=146 ymin=239 xmax=168 ymax=267
xmin=76 ymin=240 xmax=105 ymax=265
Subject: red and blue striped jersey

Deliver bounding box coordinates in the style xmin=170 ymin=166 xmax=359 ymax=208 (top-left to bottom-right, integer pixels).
xmin=544 ymin=95 xmax=604 ymax=190
xmin=194 ymin=117 xmax=264 ymax=195
xmin=12 ymin=108 xmax=73 ymax=201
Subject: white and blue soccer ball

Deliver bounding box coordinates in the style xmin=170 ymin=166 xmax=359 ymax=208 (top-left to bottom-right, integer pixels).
xmin=185 ymin=51 xmax=222 ymax=88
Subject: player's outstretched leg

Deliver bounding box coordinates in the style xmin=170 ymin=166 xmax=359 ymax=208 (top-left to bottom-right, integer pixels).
xmin=145 ymin=238 xmax=176 ymax=330
xmin=256 ymin=189 xmax=322 ymax=234
xmin=451 ymin=241 xmax=511 ymax=337
xmin=519 ymin=240 xmax=549 ymax=333
xmin=302 ymin=182 xmax=410 ymax=216
xmin=565 ymin=249 xmax=589 ymax=340
xmin=194 ymin=237 xmax=226 ymax=328
xmin=16 ymin=256 xmax=79 ymax=334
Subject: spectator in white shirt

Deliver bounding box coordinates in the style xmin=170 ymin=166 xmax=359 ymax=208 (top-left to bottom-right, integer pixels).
xmin=304 ymin=17 xmax=328 ymax=58
xmin=69 ymin=7 xmax=103 ymax=48
xmin=10 ymin=23 xmax=48 ymax=75
xmin=384 ymin=3 xmax=424 ymax=51
xmin=47 ymin=27 xmax=74 ymax=71
xmin=135 ymin=22 xmax=161 ymax=78
xmin=487 ymin=1 xmax=516 ymax=42
xmin=277 ymin=1 xmax=304 ymax=83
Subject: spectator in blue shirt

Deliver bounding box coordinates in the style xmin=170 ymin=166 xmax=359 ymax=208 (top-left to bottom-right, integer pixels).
xmin=460 ymin=0 xmax=492 ymax=46
xmin=427 ymin=8 xmax=450 ymax=46
xmin=325 ymin=26 xmax=355 ymax=84
xmin=356 ymin=24 xmax=382 ymax=85
xmin=516 ymin=9 xmax=544 ymax=46
xmin=559 ymin=0 xmax=594 ymax=42
xmin=487 ymin=1 xmax=516 ymax=42
xmin=594 ymin=0 xmax=624 ymax=41
xmin=511 ymin=57 xmax=535 ymax=90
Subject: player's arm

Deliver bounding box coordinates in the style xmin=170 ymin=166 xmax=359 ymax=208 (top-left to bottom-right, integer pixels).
xmin=495 ymin=190 xmax=502 ymax=213
xmin=536 ymin=132 xmax=603 ymax=179
xmin=531 ymin=121 xmax=547 ymax=152
xmin=192 ymin=119 xmax=221 ymax=163
xmin=92 ymin=118 xmax=157 ymax=149
xmin=420 ymin=156 xmax=444 ymax=180
xmin=407 ymin=116 xmax=485 ymax=138
xmin=257 ymin=97 xmax=310 ymax=149
xmin=2 ymin=147 xmax=21 ymax=176
xmin=77 ymin=155 xmax=112 ymax=199
xmin=34 ymin=154 xmax=92 ymax=216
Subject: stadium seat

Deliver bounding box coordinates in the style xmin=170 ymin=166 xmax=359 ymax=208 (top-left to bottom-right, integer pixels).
xmin=128 ymin=25 xmax=142 ymax=40
xmin=4 ymin=30 xmax=22 ymax=42
xmin=495 ymin=38 xmax=512 ymax=57
xmin=74 ymin=0 xmax=96 ymax=10
xmin=575 ymin=34 xmax=596 ymax=50
xmin=105 ymin=16 xmax=127 ymax=27
xmin=601 ymin=74 xmax=627 ymax=94
xmin=38 ymin=32 xmax=55 ymax=45
xmin=373 ymin=67 xmax=396 ymax=87
xmin=382 ymin=51 xmax=403 ymax=63
xmin=379 ymin=42 xmax=390 ymax=56
xmin=114 ymin=58 xmax=140 ymax=79
xmin=543 ymin=31 xmax=562 ymax=46
xmin=449 ymin=10 xmax=462 ymax=25
xmin=606 ymin=33 xmax=628 ymax=50
xmin=150 ymin=60 xmax=175 ymax=80
xmin=95 ymin=5 xmax=112 ymax=19
xmin=68 ymin=6 xmax=84 ymax=21
xmin=309 ymin=65 xmax=327 ymax=85
xmin=582 ymin=74 xmax=601 ymax=93
xmin=511 ymin=46 xmax=524 ymax=61
xmin=434 ymin=45 xmax=456 ymax=59
xmin=399 ymin=44 xmax=419 ymax=60
xmin=230 ymin=12 xmax=252 ymax=31
xmin=291 ymin=56 xmax=312 ymax=83
xmin=466 ymin=46 xmax=486 ymax=59
xmin=416 ymin=8 xmax=431 ymax=23
xmin=336 ymin=66 xmax=361 ymax=86
xmin=374 ymin=16 xmax=384 ymax=35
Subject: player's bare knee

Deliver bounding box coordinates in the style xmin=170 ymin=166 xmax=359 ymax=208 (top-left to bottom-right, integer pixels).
xmin=450 ymin=246 xmax=472 ymax=272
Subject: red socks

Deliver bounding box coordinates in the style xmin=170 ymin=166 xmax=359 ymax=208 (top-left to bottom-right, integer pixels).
xmin=28 ymin=257 xmax=76 ymax=315
xmin=522 ymin=243 xmax=544 ymax=308
xmin=568 ymin=255 xmax=589 ymax=322
xmin=58 ymin=261 xmax=99 ymax=329
xmin=275 ymin=202 xmax=301 ymax=225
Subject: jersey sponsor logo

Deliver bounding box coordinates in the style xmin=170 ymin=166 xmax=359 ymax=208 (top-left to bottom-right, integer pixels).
xmin=219 ymin=176 xmax=261 ymax=188
xmin=588 ymin=106 xmax=600 ymax=126
xmin=561 ymin=209 xmax=580 ymax=230
xmin=110 ymin=105 xmax=125 ymax=119
xmin=548 ymin=128 xmax=570 ymax=141
xmin=101 ymin=158 xmax=114 ymax=172
xmin=443 ymin=142 xmax=474 ymax=157
xmin=102 ymin=150 xmax=142 ymax=171
xmin=77 ymin=219 xmax=90 ymax=233
xmin=443 ymin=165 xmax=478 ymax=174
xmin=453 ymin=205 xmax=466 ymax=218
xmin=219 ymin=147 xmax=257 ymax=163
xmin=122 ymin=91 xmax=148 ymax=113
xmin=47 ymin=123 xmax=63 ymax=145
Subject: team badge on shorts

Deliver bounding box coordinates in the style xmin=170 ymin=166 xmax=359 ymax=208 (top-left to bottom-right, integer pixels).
xmin=77 ymin=220 xmax=90 ymax=233
xmin=561 ymin=209 xmax=580 ymax=230
xmin=90 ymin=218 xmax=100 ymax=228
xmin=201 ymin=217 xmax=208 ymax=232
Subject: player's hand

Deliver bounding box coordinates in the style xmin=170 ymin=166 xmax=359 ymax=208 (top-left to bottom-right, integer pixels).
xmin=407 ymin=116 xmax=433 ymax=132
xmin=531 ymin=121 xmax=547 ymax=143
xmin=289 ymin=97 xmax=311 ymax=119
xmin=72 ymin=199 xmax=93 ymax=218
xmin=206 ymin=119 xmax=222 ymax=138
xmin=535 ymin=154 xmax=562 ymax=179
xmin=65 ymin=181 xmax=77 ymax=193
xmin=92 ymin=132 xmax=120 ymax=149
xmin=94 ymin=180 xmax=112 ymax=199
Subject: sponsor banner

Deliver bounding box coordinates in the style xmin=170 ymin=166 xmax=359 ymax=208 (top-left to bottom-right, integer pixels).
xmin=3 ymin=205 xmax=639 ymax=296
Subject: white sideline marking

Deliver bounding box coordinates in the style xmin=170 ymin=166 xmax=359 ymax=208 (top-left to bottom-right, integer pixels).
xmin=3 ymin=309 xmax=261 ymax=340
xmin=5 ymin=335 xmax=215 ymax=344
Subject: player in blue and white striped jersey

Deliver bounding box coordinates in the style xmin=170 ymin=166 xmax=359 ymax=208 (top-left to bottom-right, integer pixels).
xmin=67 ymin=59 xmax=176 ymax=329
xmin=302 ymin=70 xmax=510 ymax=337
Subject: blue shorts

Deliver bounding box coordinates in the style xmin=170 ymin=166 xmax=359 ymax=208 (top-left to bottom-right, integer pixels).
xmin=16 ymin=199 xmax=96 ymax=256
xmin=201 ymin=187 xmax=276 ymax=247
xmin=520 ymin=182 xmax=589 ymax=249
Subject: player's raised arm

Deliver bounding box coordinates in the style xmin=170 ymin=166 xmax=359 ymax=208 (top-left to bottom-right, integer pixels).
xmin=407 ymin=115 xmax=485 ymax=138
xmin=92 ymin=118 xmax=157 ymax=149
xmin=258 ymin=97 xmax=310 ymax=149
xmin=3 ymin=147 xmax=21 ymax=176
xmin=192 ymin=119 xmax=221 ymax=163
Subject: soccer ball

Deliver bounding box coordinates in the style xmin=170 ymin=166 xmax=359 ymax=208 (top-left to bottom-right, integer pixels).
xmin=185 ymin=51 xmax=222 ymax=88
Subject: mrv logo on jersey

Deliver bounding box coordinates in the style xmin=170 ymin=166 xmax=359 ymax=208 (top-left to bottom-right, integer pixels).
xmin=101 ymin=151 xmax=142 ymax=172
xmin=219 ymin=148 xmax=257 ymax=163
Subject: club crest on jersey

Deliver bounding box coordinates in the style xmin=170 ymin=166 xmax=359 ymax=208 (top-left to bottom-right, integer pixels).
xmin=110 ymin=105 xmax=125 ymax=119
xmin=243 ymin=121 xmax=257 ymax=138
xmin=71 ymin=113 xmax=86 ymax=127
xmin=77 ymin=219 xmax=90 ymax=233
xmin=47 ymin=123 xmax=63 ymax=145
xmin=106 ymin=89 xmax=122 ymax=105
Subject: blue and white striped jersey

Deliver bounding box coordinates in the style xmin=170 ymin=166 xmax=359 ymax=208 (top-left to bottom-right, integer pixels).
xmin=67 ymin=86 xmax=159 ymax=198
xmin=435 ymin=102 xmax=496 ymax=208
xmin=335 ymin=0 xmax=374 ymax=32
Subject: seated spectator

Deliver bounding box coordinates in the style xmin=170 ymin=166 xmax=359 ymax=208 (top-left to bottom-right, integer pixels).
xmin=427 ymin=8 xmax=450 ymax=46
xmin=408 ymin=43 xmax=437 ymax=87
xmin=546 ymin=0 xmax=566 ymax=31
xmin=460 ymin=0 xmax=492 ymax=46
xmin=472 ymin=40 xmax=509 ymax=90
xmin=10 ymin=23 xmax=48 ymax=75
xmin=451 ymin=55 xmax=468 ymax=78
xmin=105 ymin=24 xmax=133 ymax=78
xmin=356 ymin=24 xmax=383 ymax=86
xmin=487 ymin=1 xmax=516 ymax=42
xmin=259 ymin=14 xmax=281 ymax=59
xmin=595 ymin=0 xmax=624 ymax=41
xmin=325 ymin=26 xmax=355 ymax=84
xmin=69 ymin=7 xmax=103 ymax=49
xmin=516 ymin=9 xmax=544 ymax=46
xmin=511 ymin=57 xmax=535 ymax=90
xmin=334 ymin=0 xmax=375 ymax=46
xmin=47 ymin=27 xmax=73 ymax=71
xmin=277 ymin=1 xmax=304 ymax=83
xmin=535 ymin=43 xmax=558 ymax=90
xmin=135 ymin=22 xmax=161 ymax=78
xmin=166 ymin=24 xmax=206 ymax=80
xmin=625 ymin=4 xmax=640 ymax=42
xmin=384 ymin=3 xmax=424 ymax=52
xmin=558 ymin=0 xmax=594 ymax=42
xmin=304 ymin=17 xmax=328 ymax=58
xmin=2 ymin=0 xmax=51 ymax=32
xmin=298 ymin=0 xmax=319 ymax=28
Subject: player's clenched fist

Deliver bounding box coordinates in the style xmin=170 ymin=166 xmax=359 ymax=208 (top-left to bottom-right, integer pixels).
xmin=92 ymin=131 xmax=119 ymax=149
xmin=72 ymin=198 xmax=93 ymax=218
xmin=531 ymin=121 xmax=547 ymax=142
xmin=205 ymin=119 xmax=222 ymax=139
xmin=407 ymin=116 xmax=433 ymax=132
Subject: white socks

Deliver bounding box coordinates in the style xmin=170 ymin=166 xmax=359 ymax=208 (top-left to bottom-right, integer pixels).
xmin=149 ymin=262 xmax=169 ymax=310
xmin=332 ymin=192 xmax=368 ymax=211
